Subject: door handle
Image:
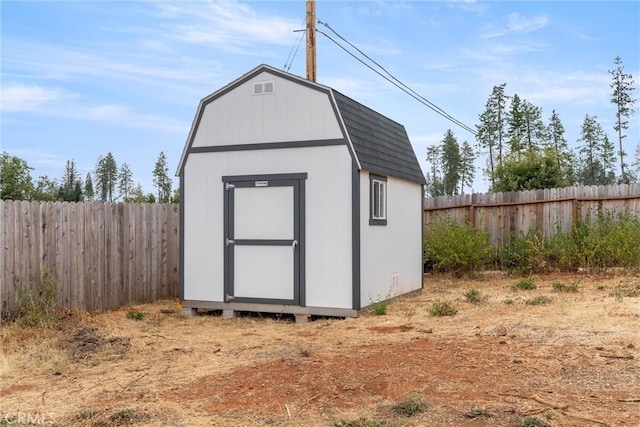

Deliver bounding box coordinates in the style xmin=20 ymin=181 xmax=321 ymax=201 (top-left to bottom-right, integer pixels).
xmin=226 ymin=238 xmax=235 ymax=246
xmin=292 ymin=240 xmax=298 ymax=251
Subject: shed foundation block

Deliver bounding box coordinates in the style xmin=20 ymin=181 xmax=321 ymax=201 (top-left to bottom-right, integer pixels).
xmin=295 ymin=314 xmax=310 ymax=323
xmin=181 ymin=307 xmax=197 ymax=317
xmin=222 ymin=309 xmax=236 ymax=319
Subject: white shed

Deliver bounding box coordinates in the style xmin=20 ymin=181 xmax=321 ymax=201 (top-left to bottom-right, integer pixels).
xmin=177 ymin=64 xmax=426 ymax=319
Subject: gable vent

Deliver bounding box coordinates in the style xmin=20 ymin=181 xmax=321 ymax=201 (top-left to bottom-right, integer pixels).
xmin=252 ymin=80 xmax=275 ymax=95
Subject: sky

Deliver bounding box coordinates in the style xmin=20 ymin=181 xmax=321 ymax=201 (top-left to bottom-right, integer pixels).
xmin=2 ymin=0 xmax=639 ymax=196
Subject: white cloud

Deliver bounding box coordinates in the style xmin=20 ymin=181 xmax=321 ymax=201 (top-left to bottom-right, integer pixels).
xmin=154 ymin=0 xmax=301 ymax=52
xmin=506 ymin=12 xmax=548 ymax=34
xmin=0 ymin=83 xmax=65 ymax=112
xmin=481 ymin=12 xmax=549 ymax=38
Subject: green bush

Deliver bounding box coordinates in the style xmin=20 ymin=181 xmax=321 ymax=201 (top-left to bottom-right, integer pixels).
xmin=552 ymin=280 xmax=579 ymax=292
xmin=572 ymin=210 xmax=640 ymax=271
xmin=499 ymin=229 xmax=547 ymax=274
xmin=391 ymin=395 xmax=427 ymax=417
xmin=423 ymin=219 xmax=492 ymax=275
xmin=512 ymin=277 xmax=537 ymax=290
xmin=12 ymin=268 xmax=60 ymax=328
xmin=464 ymin=287 xmax=482 ymax=304
xmin=428 ymin=300 xmax=458 ymax=317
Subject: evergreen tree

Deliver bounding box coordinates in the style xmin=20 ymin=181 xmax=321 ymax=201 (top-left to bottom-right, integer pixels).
xmin=576 ymin=115 xmax=608 ymax=185
xmin=84 ymin=173 xmax=94 ymax=201
xmin=459 ymin=141 xmax=476 ymax=195
xmin=118 ymin=163 xmax=135 ymax=202
xmin=441 ymin=130 xmax=461 ymax=195
xmin=476 ymin=83 xmax=507 ymax=187
xmin=57 ymin=159 xmax=83 ymax=202
xmin=521 ymin=99 xmax=546 ymax=153
xmin=546 ymin=110 xmax=572 ymax=177
xmin=601 ymin=135 xmax=617 ymax=185
xmin=507 ymin=93 xmax=524 ymax=157
xmin=152 ymin=151 xmax=172 ymax=203
xmin=95 ymin=152 xmax=118 ymax=202
xmin=425 ymin=145 xmax=443 ymax=197
xmin=609 ymin=56 xmax=636 ymax=183
xmin=0 ymin=152 xmax=34 ymax=200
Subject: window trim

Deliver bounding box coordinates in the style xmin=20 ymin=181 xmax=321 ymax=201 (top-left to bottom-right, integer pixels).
xmin=369 ymin=174 xmax=387 ymax=226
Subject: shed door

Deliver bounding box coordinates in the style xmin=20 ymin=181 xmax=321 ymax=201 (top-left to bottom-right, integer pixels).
xmin=223 ymin=174 xmax=306 ymax=305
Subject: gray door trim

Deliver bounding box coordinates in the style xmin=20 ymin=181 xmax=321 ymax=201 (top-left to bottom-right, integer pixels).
xmin=222 ymin=173 xmax=307 ymax=306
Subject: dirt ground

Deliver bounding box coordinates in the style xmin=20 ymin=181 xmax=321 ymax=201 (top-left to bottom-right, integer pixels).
xmin=1 ymin=273 xmax=639 ymax=426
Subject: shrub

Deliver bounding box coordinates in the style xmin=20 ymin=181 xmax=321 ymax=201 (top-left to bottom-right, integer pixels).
xmin=552 ymin=280 xmax=579 ymax=292
xmin=423 ymin=219 xmax=492 ymax=275
xmin=499 ymin=229 xmax=547 ymax=274
xmin=126 ymin=310 xmax=146 ymax=321
xmin=12 ymin=268 xmax=60 ymax=328
xmin=428 ymin=300 xmax=457 ymax=317
xmin=525 ymin=295 xmax=552 ymax=306
xmin=464 ymin=287 xmax=482 ymax=304
xmin=391 ymin=395 xmax=427 ymax=417
xmin=512 ymin=277 xmax=537 ymax=290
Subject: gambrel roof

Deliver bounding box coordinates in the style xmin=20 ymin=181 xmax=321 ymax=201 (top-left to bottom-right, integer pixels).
xmin=177 ymin=64 xmax=426 ymax=185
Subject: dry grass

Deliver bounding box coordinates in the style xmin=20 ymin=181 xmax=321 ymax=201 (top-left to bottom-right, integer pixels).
xmin=1 ymin=273 xmax=639 ymax=426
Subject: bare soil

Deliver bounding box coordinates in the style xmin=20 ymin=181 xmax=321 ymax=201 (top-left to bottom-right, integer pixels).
xmin=1 ymin=273 xmax=639 ymax=426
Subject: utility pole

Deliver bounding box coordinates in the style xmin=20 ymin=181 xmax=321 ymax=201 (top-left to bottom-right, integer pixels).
xmin=306 ymin=0 xmax=316 ymax=82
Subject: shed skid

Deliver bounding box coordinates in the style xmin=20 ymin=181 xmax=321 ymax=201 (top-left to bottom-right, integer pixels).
xmin=181 ymin=300 xmax=358 ymax=319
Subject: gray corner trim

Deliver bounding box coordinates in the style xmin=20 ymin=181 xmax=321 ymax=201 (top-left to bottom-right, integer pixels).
xmin=329 ymin=90 xmax=362 ymax=171
xmin=369 ymin=173 xmax=388 ymax=226
xmin=189 ymin=139 xmax=345 ymax=154
xmin=421 ymin=184 xmax=425 ymax=289
xmin=179 ymin=170 xmax=185 ymax=301
xmin=352 ymin=161 xmax=361 ymax=310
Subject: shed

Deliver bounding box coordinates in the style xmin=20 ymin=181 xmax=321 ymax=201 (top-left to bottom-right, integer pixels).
xmin=177 ymin=64 xmax=426 ymax=319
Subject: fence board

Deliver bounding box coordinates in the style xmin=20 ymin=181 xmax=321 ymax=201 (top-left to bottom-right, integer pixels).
xmin=1 ymin=201 xmax=180 ymax=314
xmin=424 ymin=183 xmax=640 ymax=246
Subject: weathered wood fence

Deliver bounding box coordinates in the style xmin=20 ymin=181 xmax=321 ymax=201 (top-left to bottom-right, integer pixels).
xmin=1 ymin=201 xmax=179 ymax=314
xmin=424 ymin=183 xmax=640 ymax=247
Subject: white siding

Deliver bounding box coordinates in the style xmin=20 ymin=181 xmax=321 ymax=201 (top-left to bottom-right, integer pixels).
xmin=192 ymin=71 xmax=343 ymax=147
xmin=359 ymin=172 xmax=423 ymax=307
xmin=182 ymin=146 xmax=354 ymax=309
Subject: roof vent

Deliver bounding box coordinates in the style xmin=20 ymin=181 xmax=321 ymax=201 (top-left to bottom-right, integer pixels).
xmin=253 ymin=80 xmax=275 ymax=95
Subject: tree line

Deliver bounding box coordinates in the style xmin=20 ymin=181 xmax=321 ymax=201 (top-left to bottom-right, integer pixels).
xmin=0 ymin=151 xmax=177 ymax=203
xmin=425 ymin=56 xmax=638 ymax=196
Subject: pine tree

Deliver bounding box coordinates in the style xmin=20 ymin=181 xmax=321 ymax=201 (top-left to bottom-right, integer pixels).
xmin=476 ymin=83 xmax=507 ymax=187
xmin=95 ymin=152 xmax=118 ymax=202
xmin=601 ymin=135 xmax=617 ymax=185
xmin=459 ymin=141 xmax=476 ymax=194
xmin=152 ymin=151 xmax=172 ymax=203
xmin=507 ymin=93 xmax=524 ymax=157
xmin=58 ymin=159 xmax=83 ymax=202
xmin=425 ymin=145 xmax=443 ymax=197
xmin=576 ymin=115 xmax=607 ymax=185
xmin=118 ymin=163 xmax=135 ymax=202
xmin=609 ymin=56 xmax=636 ymax=183
xmin=441 ymin=130 xmax=461 ymax=195
xmin=84 ymin=173 xmax=95 ymax=202
xmin=521 ymin=99 xmax=546 ymax=153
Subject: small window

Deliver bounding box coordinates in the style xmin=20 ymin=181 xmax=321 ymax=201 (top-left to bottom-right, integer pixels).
xmin=370 ymin=174 xmax=387 ymax=226
xmin=252 ymin=80 xmax=275 ymax=95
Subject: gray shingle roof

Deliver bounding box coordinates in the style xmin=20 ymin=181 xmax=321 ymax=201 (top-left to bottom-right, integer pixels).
xmin=332 ymin=90 xmax=426 ymax=185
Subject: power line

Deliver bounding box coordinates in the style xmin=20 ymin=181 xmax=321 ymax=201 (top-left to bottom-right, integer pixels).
xmin=316 ymin=20 xmax=477 ymax=136
xmin=283 ymin=17 xmax=306 ymax=72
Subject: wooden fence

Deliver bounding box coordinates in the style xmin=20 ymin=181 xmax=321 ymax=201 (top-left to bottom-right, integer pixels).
xmin=1 ymin=201 xmax=179 ymax=314
xmin=424 ymin=183 xmax=640 ymax=247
